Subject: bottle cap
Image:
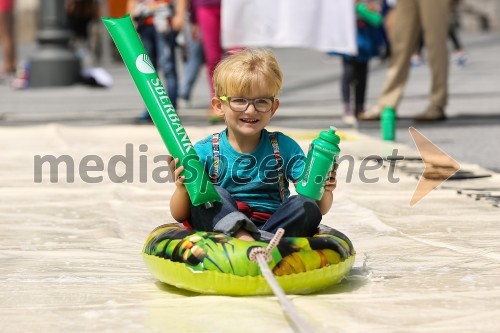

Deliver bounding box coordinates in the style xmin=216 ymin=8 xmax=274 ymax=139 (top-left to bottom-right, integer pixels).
xmin=320 ymin=126 xmax=340 ymax=144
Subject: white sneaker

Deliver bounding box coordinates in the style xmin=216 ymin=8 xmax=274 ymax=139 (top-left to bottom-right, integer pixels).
xmin=342 ymin=114 xmax=356 ymax=126
xmin=411 ymin=54 xmax=424 ymax=68
xmin=177 ymin=98 xmax=190 ymax=109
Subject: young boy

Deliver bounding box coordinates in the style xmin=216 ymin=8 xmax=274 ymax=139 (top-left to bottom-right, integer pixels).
xmin=169 ymin=48 xmax=337 ymax=241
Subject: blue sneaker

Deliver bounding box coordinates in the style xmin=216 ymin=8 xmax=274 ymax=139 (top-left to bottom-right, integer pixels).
xmin=452 ymin=51 xmax=468 ymax=67
xmin=135 ymin=110 xmax=153 ymax=124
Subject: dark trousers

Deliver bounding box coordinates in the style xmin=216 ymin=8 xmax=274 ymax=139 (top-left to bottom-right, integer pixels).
xmin=137 ymin=24 xmax=158 ymax=70
xmin=189 ymin=186 xmax=322 ymax=240
xmin=137 ymin=26 xmax=179 ymax=120
xmin=341 ymin=58 xmax=369 ymax=115
xmin=159 ymin=30 xmax=179 ymax=109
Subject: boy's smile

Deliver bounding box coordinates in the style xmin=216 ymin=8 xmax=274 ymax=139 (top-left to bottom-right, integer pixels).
xmin=240 ymin=118 xmax=259 ymax=124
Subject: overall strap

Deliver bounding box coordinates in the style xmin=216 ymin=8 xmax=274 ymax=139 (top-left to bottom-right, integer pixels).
xmin=269 ymin=132 xmax=285 ymax=202
xmin=211 ymin=131 xmax=285 ymax=202
xmin=211 ymin=132 xmax=220 ymax=182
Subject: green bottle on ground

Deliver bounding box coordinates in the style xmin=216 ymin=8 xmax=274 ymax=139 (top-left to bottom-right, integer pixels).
xmin=296 ymin=126 xmax=341 ymax=200
xmin=381 ymin=106 xmax=396 ymax=141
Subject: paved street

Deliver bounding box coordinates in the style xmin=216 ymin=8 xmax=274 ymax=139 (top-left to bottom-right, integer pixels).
xmin=2 ymin=32 xmax=500 ymax=172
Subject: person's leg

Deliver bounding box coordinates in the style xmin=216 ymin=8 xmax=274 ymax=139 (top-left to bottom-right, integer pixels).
xmin=138 ymin=25 xmax=158 ymax=69
xmin=196 ymin=5 xmax=222 ymax=97
xmin=410 ymin=33 xmax=425 ymax=67
xmin=341 ymin=58 xmax=353 ymax=107
xmin=353 ymin=60 xmax=369 ymax=116
xmin=415 ymin=0 xmax=451 ymax=119
xmin=341 ymin=58 xmax=355 ymax=124
xmin=158 ymin=30 xmax=179 ymax=109
xmin=448 ymin=24 xmax=461 ymax=52
xmin=137 ymin=24 xmax=157 ymax=121
xmin=259 ymin=195 xmax=322 ymax=237
xmin=189 ymin=186 xmax=260 ymax=238
xmin=88 ymin=19 xmax=102 ymax=66
xmin=416 ymin=33 xmax=424 ymax=55
xmin=371 ymin=0 xmax=422 ymax=112
xmin=383 ymin=5 xmax=395 ymax=44
xmin=179 ymin=34 xmax=204 ymax=101
xmin=0 ymin=8 xmax=16 ymax=74
xmin=379 ymin=2 xmax=391 ymax=61
xmin=448 ymin=21 xmax=467 ymax=66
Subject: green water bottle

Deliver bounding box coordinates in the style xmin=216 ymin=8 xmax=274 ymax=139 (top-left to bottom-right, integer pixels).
xmin=381 ymin=106 xmax=396 ymax=141
xmin=296 ymin=127 xmax=341 ymax=200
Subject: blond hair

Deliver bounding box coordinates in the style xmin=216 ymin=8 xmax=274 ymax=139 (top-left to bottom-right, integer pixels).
xmin=212 ymin=48 xmax=283 ymax=98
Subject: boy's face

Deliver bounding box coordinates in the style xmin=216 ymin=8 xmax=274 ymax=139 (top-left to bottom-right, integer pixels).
xmin=212 ymin=81 xmax=279 ymax=138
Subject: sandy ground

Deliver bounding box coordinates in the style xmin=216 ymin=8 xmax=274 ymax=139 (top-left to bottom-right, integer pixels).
xmin=1 ymin=124 xmax=499 ymax=332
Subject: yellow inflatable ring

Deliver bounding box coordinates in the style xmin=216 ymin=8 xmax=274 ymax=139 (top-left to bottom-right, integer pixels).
xmin=143 ymin=223 xmax=355 ymax=295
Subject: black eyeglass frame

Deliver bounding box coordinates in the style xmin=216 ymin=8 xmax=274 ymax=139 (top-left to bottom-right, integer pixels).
xmin=219 ymin=96 xmax=276 ymax=113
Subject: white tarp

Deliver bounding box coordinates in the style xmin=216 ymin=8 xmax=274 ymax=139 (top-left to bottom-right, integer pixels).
xmin=3 ymin=124 xmax=500 ymax=332
xmin=222 ymin=0 xmax=357 ymax=54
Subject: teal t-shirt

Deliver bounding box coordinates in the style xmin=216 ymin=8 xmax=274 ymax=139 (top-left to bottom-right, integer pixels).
xmin=194 ymin=129 xmax=306 ymax=213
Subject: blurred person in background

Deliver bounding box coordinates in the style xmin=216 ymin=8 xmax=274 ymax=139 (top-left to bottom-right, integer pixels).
xmin=177 ymin=4 xmax=205 ymax=109
xmin=128 ymin=0 xmax=161 ymax=123
xmin=127 ymin=0 xmax=186 ymax=123
xmin=66 ymin=0 xmax=102 ymax=67
xmin=360 ymin=0 xmax=453 ymax=122
xmin=0 ymin=0 xmax=16 ymax=80
xmin=448 ymin=0 xmax=468 ymax=66
xmin=189 ymin=0 xmax=224 ymax=123
xmin=411 ymin=0 xmax=468 ymax=68
xmin=335 ymin=0 xmax=384 ymax=125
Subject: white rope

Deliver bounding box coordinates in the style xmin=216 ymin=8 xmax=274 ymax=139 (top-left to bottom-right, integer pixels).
xmin=249 ymin=229 xmax=315 ymax=333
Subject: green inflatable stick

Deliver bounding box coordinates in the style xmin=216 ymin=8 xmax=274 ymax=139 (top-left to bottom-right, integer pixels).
xmin=102 ymin=15 xmax=220 ymax=206
xmin=356 ymin=3 xmax=383 ymax=27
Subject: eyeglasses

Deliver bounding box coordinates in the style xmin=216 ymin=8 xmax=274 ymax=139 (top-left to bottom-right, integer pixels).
xmin=219 ymin=96 xmax=275 ymax=113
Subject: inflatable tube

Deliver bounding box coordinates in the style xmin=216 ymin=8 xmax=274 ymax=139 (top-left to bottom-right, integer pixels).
xmin=102 ymin=15 xmax=220 ymax=206
xmin=143 ymin=224 xmax=355 ymax=295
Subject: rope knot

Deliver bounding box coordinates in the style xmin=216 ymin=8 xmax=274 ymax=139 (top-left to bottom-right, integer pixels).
xmin=249 ymin=228 xmax=285 ymax=263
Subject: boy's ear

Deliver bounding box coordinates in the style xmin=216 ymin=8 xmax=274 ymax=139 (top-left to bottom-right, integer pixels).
xmin=270 ymin=99 xmax=280 ymax=117
xmin=211 ymin=97 xmax=224 ymax=115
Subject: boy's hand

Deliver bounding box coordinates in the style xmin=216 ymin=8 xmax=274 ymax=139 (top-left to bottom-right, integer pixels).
xmin=167 ymin=156 xmax=186 ymax=191
xmin=324 ymin=163 xmax=338 ymax=192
